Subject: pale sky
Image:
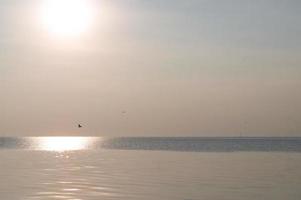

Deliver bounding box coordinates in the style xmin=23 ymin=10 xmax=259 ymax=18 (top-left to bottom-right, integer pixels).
xmin=0 ymin=0 xmax=301 ymax=136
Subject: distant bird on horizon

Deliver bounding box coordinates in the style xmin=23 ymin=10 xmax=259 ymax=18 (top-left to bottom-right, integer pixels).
xmin=78 ymin=124 xmax=82 ymax=128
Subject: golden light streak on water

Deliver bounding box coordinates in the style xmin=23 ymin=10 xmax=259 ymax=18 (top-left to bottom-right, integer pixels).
xmin=34 ymin=137 xmax=97 ymax=152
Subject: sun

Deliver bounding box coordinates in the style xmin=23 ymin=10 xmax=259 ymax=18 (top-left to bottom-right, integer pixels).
xmin=40 ymin=0 xmax=94 ymax=37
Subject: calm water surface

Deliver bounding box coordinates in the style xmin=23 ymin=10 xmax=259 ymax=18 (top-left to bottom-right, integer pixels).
xmin=1 ymin=137 xmax=301 ymax=200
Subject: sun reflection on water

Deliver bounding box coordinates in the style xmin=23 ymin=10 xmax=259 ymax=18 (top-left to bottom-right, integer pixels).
xmin=36 ymin=137 xmax=95 ymax=152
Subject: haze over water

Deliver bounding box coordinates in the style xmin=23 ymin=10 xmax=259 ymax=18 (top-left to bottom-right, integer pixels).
xmin=1 ymin=0 xmax=301 ymax=137
xmin=1 ymin=1 xmax=301 ymax=199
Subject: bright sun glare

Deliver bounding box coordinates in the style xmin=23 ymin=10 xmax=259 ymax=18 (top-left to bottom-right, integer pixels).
xmin=37 ymin=137 xmax=93 ymax=151
xmin=40 ymin=0 xmax=94 ymax=37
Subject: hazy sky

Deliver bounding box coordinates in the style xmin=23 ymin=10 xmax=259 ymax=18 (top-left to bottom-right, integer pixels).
xmin=1 ymin=0 xmax=301 ymax=136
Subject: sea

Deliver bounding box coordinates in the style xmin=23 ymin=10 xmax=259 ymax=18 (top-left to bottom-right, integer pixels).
xmin=0 ymin=137 xmax=301 ymax=200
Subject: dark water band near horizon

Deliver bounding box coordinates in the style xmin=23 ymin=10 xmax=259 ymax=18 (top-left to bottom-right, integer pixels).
xmin=1 ymin=137 xmax=301 ymax=152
